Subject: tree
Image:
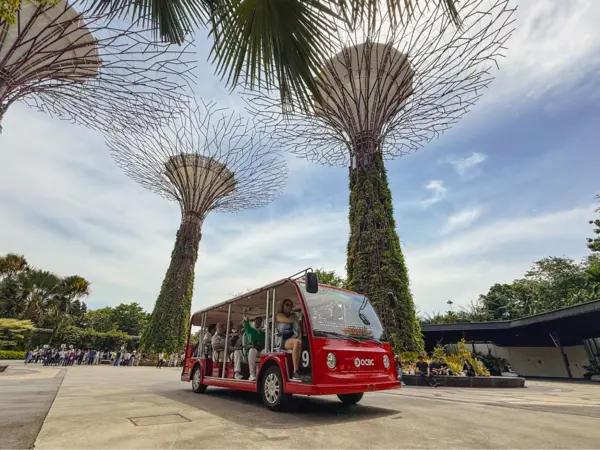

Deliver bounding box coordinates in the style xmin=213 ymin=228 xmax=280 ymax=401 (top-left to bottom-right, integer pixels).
xmin=524 ymin=257 xmax=590 ymax=310
xmin=0 ymin=254 xmax=91 ymax=331
xmin=111 ymin=303 xmax=149 ymax=336
xmin=346 ymin=153 xmax=423 ymax=352
xmin=585 ymin=254 xmax=600 ymax=297
xmin=83 ymin=308 xmax=116 ymax=333
xmin=588 ymin=195 xmax=600 ymax=253
xmin=315 ymin=268 xmax=347 ymax=289
xmin=0 ymin=253 xmax=28 ymax=280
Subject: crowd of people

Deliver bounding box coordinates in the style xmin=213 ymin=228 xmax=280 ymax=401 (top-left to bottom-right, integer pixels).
xmin=23 ymin=345 xmax=188 ymax=369
xmin=24 ymin=347 xmax=146 ymax=366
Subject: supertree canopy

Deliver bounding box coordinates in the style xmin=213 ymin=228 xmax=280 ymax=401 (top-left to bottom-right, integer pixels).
xmin=0 ymin=0 xmax=194 ymax=135
xmin=105 ymin=100 xmax=288 ymax=354
xmin=249 ymin=0 xmax=516 ymax=351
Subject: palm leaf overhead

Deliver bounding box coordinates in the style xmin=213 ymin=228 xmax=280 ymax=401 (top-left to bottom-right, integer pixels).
xmin=210 ymin=0 xmax=339 ymax=110
xmin=91 ymin=0 xmax=461 ymax=109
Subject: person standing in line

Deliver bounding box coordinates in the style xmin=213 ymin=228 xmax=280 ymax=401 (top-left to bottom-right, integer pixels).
xmin=87 ymin=349 xmax=96 ymax=365
xmin=58 ymin=349 xmax=66 ymax=366
xmin=157 ymin=351 xmax=165 ymax=369
xmin=113 ymin=351 xmax=121 ymax=367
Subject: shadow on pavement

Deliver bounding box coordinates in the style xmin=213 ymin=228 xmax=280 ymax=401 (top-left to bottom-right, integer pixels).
xmin=157 ymin=386 xmax=399 ymax=429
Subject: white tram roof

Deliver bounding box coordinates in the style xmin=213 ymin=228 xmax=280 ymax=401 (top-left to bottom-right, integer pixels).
xmin=190 ymin=277 xmax=302 ymax=327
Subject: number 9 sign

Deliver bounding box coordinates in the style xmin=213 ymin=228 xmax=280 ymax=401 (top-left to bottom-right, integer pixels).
xmin=301 ymin=350 xmax=310 ymax=368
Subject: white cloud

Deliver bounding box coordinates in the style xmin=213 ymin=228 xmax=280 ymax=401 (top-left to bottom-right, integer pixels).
xmin=449 ymin=153 xmax=487 ymax=177
xmin=407 ymin=204 xmax=595 ymax=311
xmin=484 ymin=0 xmax=600 ymax=106
xmin=442 ymin=207 xmax=482 ymax=234
xmin=420 ymin=180 xmax=447 ymax=207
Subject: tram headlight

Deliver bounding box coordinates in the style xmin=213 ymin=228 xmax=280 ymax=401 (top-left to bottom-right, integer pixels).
xmin=383 ymin=354 xmax=390 ymax=369
xmin=326 ymin=353 xmax=337 ymax=369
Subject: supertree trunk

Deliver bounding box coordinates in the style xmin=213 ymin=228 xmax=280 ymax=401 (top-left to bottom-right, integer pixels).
xmin=346 ymin=150 xmax=423 ymax=353
xmin=141 ymin=213 xmax=202 ymax=354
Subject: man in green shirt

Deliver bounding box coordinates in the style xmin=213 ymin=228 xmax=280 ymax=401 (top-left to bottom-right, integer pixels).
xmin=233 ymin=316 xmax=265 ymax=381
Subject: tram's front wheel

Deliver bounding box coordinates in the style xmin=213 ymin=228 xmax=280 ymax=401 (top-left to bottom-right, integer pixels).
xmin=337 ymin=393 xmax=363 ymax=405
xmin=191 ymin=366 xmax=207 ymax=394
xmin=261 ymin=366 xmax=292 ymax=411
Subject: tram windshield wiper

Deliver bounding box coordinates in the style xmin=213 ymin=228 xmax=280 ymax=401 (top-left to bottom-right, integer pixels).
xmin=313 ymin=330 xmax=362 ymax=343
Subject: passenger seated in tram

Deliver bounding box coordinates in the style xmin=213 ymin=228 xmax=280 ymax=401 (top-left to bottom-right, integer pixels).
xmin=211 ymin=322 xmax=227 ymax=362
xmin=276 ymin=298 xmax=302 ymax=381
xmin=233 ymin=316 xmax=265 ymax=381
xmin=203 ymin=324 xmax=216 ymax=345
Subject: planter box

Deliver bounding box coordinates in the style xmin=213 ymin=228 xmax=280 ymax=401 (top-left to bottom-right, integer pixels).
xmin=402 ymin=374 xmax=526 ymax=388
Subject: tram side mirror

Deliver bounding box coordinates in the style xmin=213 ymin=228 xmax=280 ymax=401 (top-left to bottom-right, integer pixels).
xmin=305 ymin=271 xmax=319 ymax=293
xmin=387 ymin=292 xmax=397 ymax=309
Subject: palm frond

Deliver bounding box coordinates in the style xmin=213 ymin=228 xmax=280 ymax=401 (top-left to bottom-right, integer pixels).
xmin=90 ymin=0 xmax=214 ymax=44
xmin=209 ymin=0 xmax=338 ymax=110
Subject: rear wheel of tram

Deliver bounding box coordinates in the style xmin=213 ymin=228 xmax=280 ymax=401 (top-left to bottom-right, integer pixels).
xmin=191 ymin=366 xmax=207 ymax=393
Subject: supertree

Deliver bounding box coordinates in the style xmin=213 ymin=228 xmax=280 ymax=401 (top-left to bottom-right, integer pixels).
xmin=105 ymin=100 xmax=288 ymax=354
xmin=248 ymin=0 xmax=516 ymax=351
xmin=0 ymin=0 xmax=195 ymax=135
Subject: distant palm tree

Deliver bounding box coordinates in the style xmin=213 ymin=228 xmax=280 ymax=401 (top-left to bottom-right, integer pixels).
xmin=0 ymin=254 xmax=28 ymax=280
xmin=95 ymin=0 xmax=461 ymax=109
xmin=17 ymin=270 xmax=61 ymax=325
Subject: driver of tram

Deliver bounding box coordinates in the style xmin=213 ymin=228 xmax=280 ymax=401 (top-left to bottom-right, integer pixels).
xmin=276 ymin=299 xmax=302 ymax=381
xmin=233 ymin=316 xmax=265 ymax=381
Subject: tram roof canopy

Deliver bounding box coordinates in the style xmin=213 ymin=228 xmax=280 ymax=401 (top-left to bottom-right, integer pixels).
xmin=190 ymin=278 xmax=301 ymax=326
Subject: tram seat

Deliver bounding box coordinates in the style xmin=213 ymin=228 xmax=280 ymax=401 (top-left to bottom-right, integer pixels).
xmin=213 ymin=350 xmax=225 ymax=363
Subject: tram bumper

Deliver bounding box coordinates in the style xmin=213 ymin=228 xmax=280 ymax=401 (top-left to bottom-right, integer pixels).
xmin=287 ymin=379 xmax=400 ymax=396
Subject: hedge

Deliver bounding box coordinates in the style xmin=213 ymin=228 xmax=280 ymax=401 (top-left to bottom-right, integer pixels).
xmin=51 ymin=326 xmax=134 ymax=351
xmin=0 ymin=350 xmax=26 ymax=360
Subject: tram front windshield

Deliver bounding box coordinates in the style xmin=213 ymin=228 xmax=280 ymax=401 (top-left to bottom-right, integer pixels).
xmin=298 ymin=283 xmax=384 ymax=341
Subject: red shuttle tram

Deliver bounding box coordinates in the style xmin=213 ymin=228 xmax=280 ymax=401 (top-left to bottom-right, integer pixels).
xmin=181 ymin=270 xmax=400 ymax=410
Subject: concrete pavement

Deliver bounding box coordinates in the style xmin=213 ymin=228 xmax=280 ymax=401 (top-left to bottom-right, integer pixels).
xmin=0 ymin=362 xmax=65 ymax=449
xmin=25 ymin=365 xmax=600 ymax=449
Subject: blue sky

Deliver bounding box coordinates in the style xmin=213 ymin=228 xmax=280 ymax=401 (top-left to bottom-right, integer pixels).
xmin=1 ymin=0 xmax=599 ymax=317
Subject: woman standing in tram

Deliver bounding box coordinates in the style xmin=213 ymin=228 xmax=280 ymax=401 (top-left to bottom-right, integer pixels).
xmin=276 ymin=298 xmax=302 ymax=381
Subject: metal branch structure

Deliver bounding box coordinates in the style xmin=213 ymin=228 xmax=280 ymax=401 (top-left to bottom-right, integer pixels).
xmin=250 ymin=0 xmax=515 ymax=166
xmin=0 ymin=0 xmax=195 ymax=135
xmin=105 ymin=100 xmax=288 ymax=354
xmin=248 ymin=0 xmax=516 ymax=351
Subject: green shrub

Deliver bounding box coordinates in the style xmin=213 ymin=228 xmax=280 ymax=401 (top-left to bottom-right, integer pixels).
xmin=583 ymin=361 xmax=600 ymax=378
xmin=0 ymin=350 xmax=26 ymax=359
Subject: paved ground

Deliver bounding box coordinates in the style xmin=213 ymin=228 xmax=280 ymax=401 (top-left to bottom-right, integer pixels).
xmin=0 ymin=361 xmax=65 ymax=449
xmin=1 ymin=362 xmax=599 ymax=449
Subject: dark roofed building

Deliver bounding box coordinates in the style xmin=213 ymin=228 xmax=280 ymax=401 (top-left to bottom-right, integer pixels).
xmin=421 ymin=300 xmax=600 ymax=379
